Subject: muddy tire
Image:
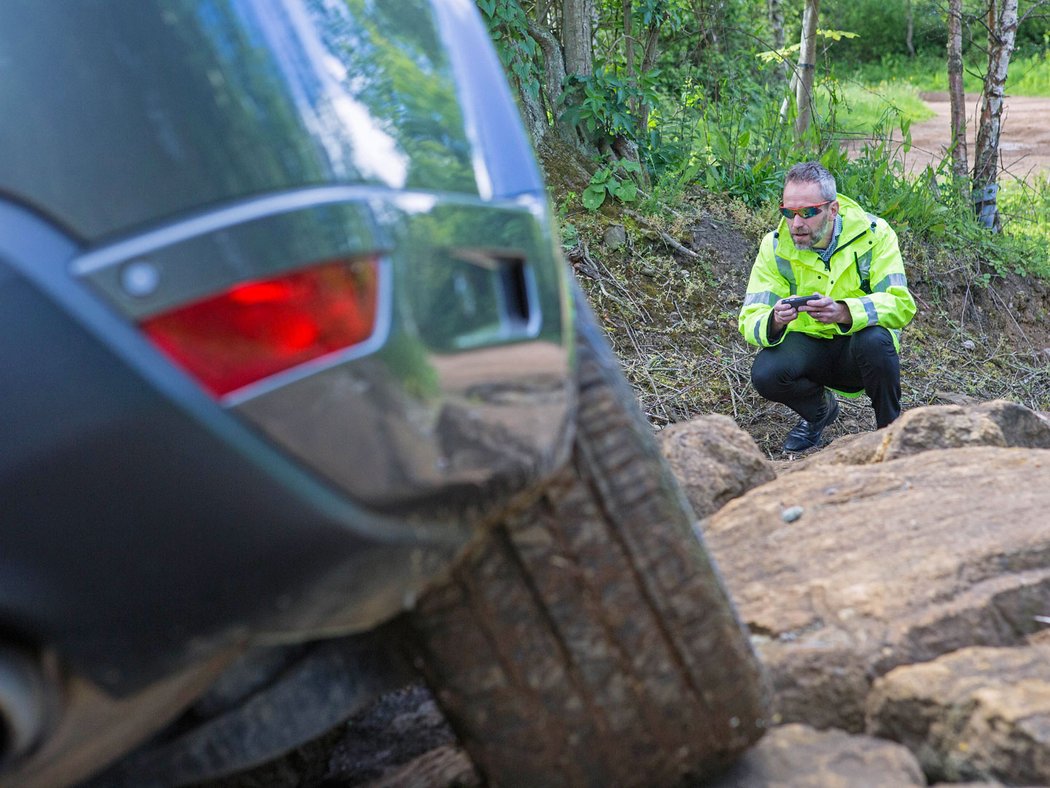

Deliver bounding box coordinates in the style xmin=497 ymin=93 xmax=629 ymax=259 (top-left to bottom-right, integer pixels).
xmin=408 ymin=296 xmax=769 ymax=786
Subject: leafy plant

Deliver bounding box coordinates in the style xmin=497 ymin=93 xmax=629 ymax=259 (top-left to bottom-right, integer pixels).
xmin=561 ymin=65 xmax=659 ymax=144
xmin=583 ymin=159 xmax=642 ymax=210
xmin=998 ymin=175 xmax=1050 ymax=276
xmin=756 ymin=29 xmax=860 ymax=66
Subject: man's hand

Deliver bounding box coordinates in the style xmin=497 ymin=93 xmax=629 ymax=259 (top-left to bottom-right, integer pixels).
xmin=771 ymin=293 xmax=853 ymax=337
xmin=799 ymin=294 xmax=852 ymax=327
xmin=772 ymin=295 xmax=808 ymax=328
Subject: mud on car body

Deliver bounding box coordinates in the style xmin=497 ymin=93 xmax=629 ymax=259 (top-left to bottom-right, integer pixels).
xmin=0 ymin=2 xmax=767 ymax=785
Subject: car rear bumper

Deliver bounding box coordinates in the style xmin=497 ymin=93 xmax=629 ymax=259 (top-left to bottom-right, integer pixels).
xmin=0 ymin=187 xmax=574 ymax=693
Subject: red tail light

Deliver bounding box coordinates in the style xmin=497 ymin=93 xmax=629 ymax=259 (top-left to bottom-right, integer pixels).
xmin=141 ymin=258 xmax=379 ymax=397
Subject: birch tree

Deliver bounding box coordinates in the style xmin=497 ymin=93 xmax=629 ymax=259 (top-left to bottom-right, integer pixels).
xmin=794 ymin=0 xmax=820 ymax=136
xmin=972 ymin=0 xmax=1019 ymax=230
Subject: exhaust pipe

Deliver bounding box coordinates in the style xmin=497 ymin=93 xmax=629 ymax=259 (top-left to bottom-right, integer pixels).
xmin=0 ymin=648 xmax=50 ymax=765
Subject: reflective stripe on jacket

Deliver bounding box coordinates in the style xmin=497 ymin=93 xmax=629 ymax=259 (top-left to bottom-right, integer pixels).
xmin=738 ymin=193 xmax=916 ymax=350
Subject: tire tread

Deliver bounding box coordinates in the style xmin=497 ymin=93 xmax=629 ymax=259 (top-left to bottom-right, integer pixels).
xmin=410 ymin=301 xmax=768 ymax=786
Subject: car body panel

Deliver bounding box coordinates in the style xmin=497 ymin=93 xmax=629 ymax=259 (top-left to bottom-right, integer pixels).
xmin=0 ymin=0 xmax=573 ymax=696
xmin=76 ymin=186 xmax=574 ymax=518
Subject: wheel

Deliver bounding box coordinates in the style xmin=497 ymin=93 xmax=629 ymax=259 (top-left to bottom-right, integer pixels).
xmin=408 ymin=291 xmax=769 ymax=786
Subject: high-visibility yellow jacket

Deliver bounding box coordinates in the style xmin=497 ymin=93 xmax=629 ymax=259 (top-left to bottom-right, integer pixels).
xmin=738 ymin=194 xmax=916 ymax=350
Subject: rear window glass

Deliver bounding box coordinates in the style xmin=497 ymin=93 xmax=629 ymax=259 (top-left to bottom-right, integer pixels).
xmin=0 ymin=0 xmax=477 ymax=239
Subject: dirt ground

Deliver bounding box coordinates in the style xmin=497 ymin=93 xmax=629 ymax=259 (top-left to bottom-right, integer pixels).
xmin=899 ymin=93 xmax=1050 ymax=182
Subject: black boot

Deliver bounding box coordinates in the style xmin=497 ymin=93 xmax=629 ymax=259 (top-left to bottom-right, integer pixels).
xmin=782 ymin=391 xmax=839 ymax=452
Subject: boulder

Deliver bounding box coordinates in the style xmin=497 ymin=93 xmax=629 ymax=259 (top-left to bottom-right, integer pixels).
xmin=875 ymin=400 xmax=1050 ymax=458
xmin=867 ymin=644 xmax=1050 ymax=785
xmin=657 ymin=414 xmax=776 ymax=519
xmin=709 ymin=723 xmax=926 ymax=787
xmin=784 ymin=400 xmax=1050 ymax=473
xmin=704 ymin=446 xmax=1050 ymax=732
xmin=602 ymin=224 xmax=627 ymax=249
xmin=931 ymin=391 xmax=981 ymax=406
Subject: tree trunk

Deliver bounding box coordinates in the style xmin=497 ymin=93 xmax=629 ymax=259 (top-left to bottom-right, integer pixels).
xmin=623 ymin=0 xmax=635 ymax=81
xmin=768 ymin=0 xmax=786 ymax=50
xmin=905 ymin=0 xmax=916 ymax=57
xmin=562 ymin=0 xmax=594 ymax=77
xmin=525 ymin=16 xmax=577 ymax=146
xmin=632 ymin=16 xmax=662 ymax=146
xmin=516 ymin=81 xmax=549 ymax=146
xmin=947 ymin=0 xmax=969 ymax=183
xmin=973 ymin=0 xmax=1019 ymax=231
xmin=795 ymin=0 xmax=820 ymax=136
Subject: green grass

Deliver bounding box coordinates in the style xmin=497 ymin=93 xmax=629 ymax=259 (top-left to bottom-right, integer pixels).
xmin=845 ymin=53 xmax=961 ymax=91
xmin=1008 ymin=51 xmax=1050 ymax=96
xmin=846 ymin=50 xmax=1050 ymax=97
xmin=818 ymin=79 xmax=935 ymax=132
xmin=999 ymin=175 xmax=1050 ymax=273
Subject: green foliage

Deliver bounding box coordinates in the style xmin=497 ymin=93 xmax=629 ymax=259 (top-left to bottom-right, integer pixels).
xmin=583 ymin=159 xmax=642 ymax=210
xmin=999 ymin=176 xmax=1050 ymax=275
xmin=756 ymin=29 xmax=859 ymax=65
xmin=830 ymin=136 xmax=1050 ymax=281
xmin=476 ymin=0 xmax=540 ymax=99
xmin=561 ymin=65 xmax=660 ymax=143
xmin=818 ymin=0 xmax=947 ymax=61
xmin=850 ymin=50 xmax=1050 ymax=97
xmin=1007 ymin=51 xmax=1050 ymax=97
xmin=847 ymin=53 xmax=959 ymax=91
xmin=473 ymin=0 xmax=1049 ymax=289
xmin=831 ymin=133 xmax=953 ymax=235
xmin=646 ymin=18 xmax=1047 ymax=283
xmin=693 ymin=117 xmax=785 ymax=206
xmin=642 ymin=58 xmax=792 ymax=205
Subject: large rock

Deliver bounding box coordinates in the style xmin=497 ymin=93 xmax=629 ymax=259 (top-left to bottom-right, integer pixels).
xmin=709 ymin=723 xmax=926 ymax=787
xmin=658 ymin=414 xmax=776 ymax=519
xmin=867 ymin=644 xmax=1050 ymax=785
xmin=704 ymin=445 xmax=1050 ymax=732
xmin=784 ymin=399 xmax=1050 ymax=472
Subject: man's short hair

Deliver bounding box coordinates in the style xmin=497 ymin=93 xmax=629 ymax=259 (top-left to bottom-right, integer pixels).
xmin=785 ymin=161 xmax=837 ymax=202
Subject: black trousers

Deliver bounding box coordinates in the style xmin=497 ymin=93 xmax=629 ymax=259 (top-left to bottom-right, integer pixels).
xmin=750 ymin=326 xmax=902 ymax=428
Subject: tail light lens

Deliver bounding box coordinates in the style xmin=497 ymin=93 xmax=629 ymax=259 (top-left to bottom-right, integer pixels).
xmin=140 ymin=258 xmax=379 ymax=397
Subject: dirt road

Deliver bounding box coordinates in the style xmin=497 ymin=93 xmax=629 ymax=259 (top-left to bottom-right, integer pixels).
xmin=901 ymin=93 xmax=1050 ymax=182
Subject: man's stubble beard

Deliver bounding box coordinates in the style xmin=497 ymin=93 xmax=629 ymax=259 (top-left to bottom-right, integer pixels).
xmin=793 ymin=212 xmax=833 ymax=250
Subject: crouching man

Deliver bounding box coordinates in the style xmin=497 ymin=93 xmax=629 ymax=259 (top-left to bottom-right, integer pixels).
xmin=738 ymin=161 xmax=917 ymax=452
